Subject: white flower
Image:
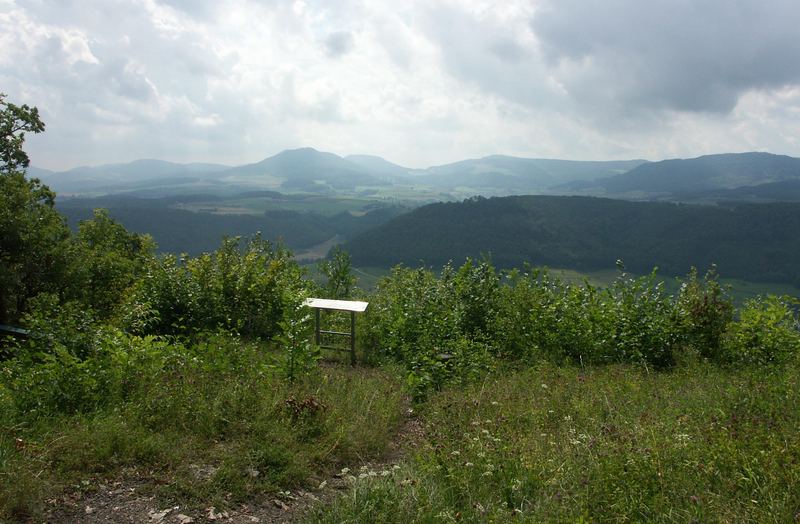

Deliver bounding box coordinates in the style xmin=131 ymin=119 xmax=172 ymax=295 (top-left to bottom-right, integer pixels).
xmin=318 ymin=480 xmax=327 ymax=489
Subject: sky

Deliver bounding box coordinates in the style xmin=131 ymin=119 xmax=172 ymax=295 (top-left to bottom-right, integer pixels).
xmin=2 ymin=0 xmax=800 ymax=171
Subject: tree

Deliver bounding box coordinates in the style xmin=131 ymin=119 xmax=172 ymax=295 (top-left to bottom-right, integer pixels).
xmin=0 ymin=93 xmax=70 ymax=323
xmin=317 ymin=246 xmax=357 ymax=300
xmin=1 ymin=93 xmax=45 ymax=174
xmin=67 ymin=209 xmax=155 ymax=317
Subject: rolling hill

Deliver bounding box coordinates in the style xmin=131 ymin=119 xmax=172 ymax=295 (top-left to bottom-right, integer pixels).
xmin=58 ymin=193 xmax=406 ymax=256
xmin=561 ymin=152 xmax=800 ymax=199
xmin=417 ymin=156 xmax=647 ymax=193
xmin=342 ymin=195 xmax=800 ymax=286
xmin=40 ymin=159 xmax=229 ymax=193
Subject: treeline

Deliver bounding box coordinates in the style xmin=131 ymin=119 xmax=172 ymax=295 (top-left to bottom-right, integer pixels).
xmin=58 ymin=195 xmax=404 ymax=255
xmin=344 ymin=195 xmax=800 ymax=286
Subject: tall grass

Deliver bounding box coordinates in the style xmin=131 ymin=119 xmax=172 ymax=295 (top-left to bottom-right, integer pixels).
xmin=309 ymin=363 xmax=800 ymax=522
xmin=0 ymin=335 xmax=406 ymax=521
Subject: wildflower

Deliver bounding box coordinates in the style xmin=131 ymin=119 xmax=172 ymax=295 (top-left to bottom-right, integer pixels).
xmin=360 ymin=465 xmax=369 ymax=472
xmin=318 ymin=480 xmax=327 ymax=489
xmin=451 ymin=450 xmax=461 ymax=456
xmin=358 ymin=473 xmax=369 ymax=479
xmin=400 ymin=479 xmax=414 ymax=486
xmin=368 ymin=471 xmax=377 ymax=477
xmin=381 ymin=470 xmax=391 ymax=477
xmin=481 ymin=471 xmax=493 ymax=477
xmin=340 ymin=467 xmax=350 ymax=475
xmin=465 ymin=462 xmax=475 ymax=467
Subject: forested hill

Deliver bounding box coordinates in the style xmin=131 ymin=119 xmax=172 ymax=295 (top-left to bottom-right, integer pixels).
xmin=343 ymin=195 xmax=800 ymax=285
xmin=562 ymin=152 xmax=800 ymax=199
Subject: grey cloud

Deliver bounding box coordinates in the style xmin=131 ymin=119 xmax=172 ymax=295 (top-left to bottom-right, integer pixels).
xmin=419 ymin=5 xmax=554 ymax=108
xmin=324 ymin=31 xmax=355 ymax=57
xmin=532 ymin=0 xmax=800 ymax=115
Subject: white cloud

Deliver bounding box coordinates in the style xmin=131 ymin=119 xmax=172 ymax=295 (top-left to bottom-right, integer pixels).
xmin=1 ymin=0 xmax=800 ymax=170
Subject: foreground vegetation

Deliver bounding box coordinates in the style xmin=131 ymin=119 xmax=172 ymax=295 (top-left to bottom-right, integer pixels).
xmin=3 ymin=94 xmax=800 ymax=522
xmin=311 ymin=363 xmax=800 ymax=522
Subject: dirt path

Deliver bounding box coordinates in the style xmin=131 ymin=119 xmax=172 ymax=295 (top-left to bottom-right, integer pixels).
xmin=44 ymin=408 xmax=424 ymax=524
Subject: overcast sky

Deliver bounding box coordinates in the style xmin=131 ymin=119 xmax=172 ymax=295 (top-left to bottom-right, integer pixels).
xmin=2 ymin=0 xmax=800 ymax=171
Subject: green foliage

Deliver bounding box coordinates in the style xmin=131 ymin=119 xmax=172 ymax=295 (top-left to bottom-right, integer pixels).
xmin=722 ymin=295 xmax=800 ymax=365
xmin=0 ymin=93 xmax=45 ymax=174
xmin=0 ymin=170 xmax=71 ymax=323
xmin=312 ymin=364 xmax=800 ymax=523
xmin=364 ymin=259 xmax=782 ymax=398
xmin=344 ymin=194 xmax=800 ymax=288
xmin=317 ymin=246 xmax=357 ymax=299
xmin=279 ymin=293 xmax=318 ymax=382
xmin=0 ymin=94 xmax=68 ymax=325
xmin=363 ymin=260 xmax=499 ymax=399
xmin=123 ymin=235 xmax=304 ymax=339
xmin=0 ymin=332 xmax=406 ymax=521
xmin=66 ymin=209 xmax=155 ymax=317
xmin=675 ymin=266 xmax=734 ymax=361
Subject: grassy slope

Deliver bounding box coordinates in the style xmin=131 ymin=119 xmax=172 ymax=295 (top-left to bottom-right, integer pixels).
xmin=309 ymin=363 xmax=800 ymax=523
xmin=0 ymin=341 xmax=406 ymax=521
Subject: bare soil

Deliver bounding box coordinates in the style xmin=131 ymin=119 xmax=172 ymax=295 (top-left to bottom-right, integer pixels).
xmin=43 ymin=409 xmax=424 ymax=523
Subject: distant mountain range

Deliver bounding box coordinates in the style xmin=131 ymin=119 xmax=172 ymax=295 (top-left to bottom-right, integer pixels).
xmin=558 ymin=152 xmax=800 ymax=201
xmin=342 ymin=195 xmax=800 ymax=286
xmin=32 ymin=149 xmax=800 ymax=203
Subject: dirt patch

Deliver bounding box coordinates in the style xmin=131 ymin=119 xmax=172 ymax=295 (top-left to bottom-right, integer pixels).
xmin=44 ymin=409 xmax=425 ymax=524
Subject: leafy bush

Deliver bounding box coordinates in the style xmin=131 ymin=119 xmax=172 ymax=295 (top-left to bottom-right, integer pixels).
xmin=721 ymin=295 xmax=800 ymax=365
xmin=674 ymin=266 xmax=734 ymax=361
xmin=66 ymin=209 xmax=155 ymax=318
xmin=122 ymin=235 xmax=304 ymax=339
xmin=363 ymin=259 xmax=782 ymax=397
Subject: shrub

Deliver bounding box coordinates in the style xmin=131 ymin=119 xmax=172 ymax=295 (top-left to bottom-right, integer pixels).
xmin=122 ymin=235 xmax=304 ymax=339
xmin=721 ymin=295 xmax=800 ymax=365
xmin=674 ymin=266 xmax=734 ymax=361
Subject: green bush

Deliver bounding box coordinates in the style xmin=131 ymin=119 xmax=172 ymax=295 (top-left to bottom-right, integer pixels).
xmin=722 ymin=295 xmax=800 ymax=365
xmin=674 ymin=266 xmax=734 ymax=361
xmin=122 ymin=235 xmax=304 ymax=339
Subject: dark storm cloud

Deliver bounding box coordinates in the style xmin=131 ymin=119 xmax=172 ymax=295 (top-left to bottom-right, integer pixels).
xmin=532 ymin=0 xmax=800 ymax=114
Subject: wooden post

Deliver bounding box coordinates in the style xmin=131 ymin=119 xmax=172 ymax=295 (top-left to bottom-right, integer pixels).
xmin=315 ymin=308 xmax=321 ymax=347
xmin=350 ymin=310 xmax=356 ymax=366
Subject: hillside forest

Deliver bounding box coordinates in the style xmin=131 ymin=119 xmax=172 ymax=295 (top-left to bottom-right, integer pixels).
xmin=2 ymin=95 xmax=800 ymax=522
